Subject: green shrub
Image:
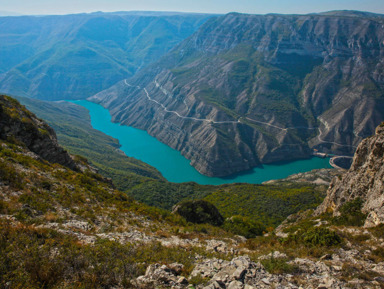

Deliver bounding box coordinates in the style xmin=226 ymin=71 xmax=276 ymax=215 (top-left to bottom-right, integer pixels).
xmin=302 ymin=227 xmax=342 ymax=246
xmin=173 ymin=200 xmax=224 ymax=226
xmin=369 ymin=224 xmax=384 ymax=239
xmin=286 ymin=227 xmax=342 ymax=247
xmin=261 ymin=257 xmax=299 ymax=274
xmin=189 ymin=274 xmax=209 ymax=286
xmin=0 ymin=158 xmax=24 ymax=189
xmin=0 ymin=199 xmax=8 ymax=214
xmin=333 ymin=198 xmax=367 ymax=226
xmin=222 ymin=215 xmax=265 ymax=238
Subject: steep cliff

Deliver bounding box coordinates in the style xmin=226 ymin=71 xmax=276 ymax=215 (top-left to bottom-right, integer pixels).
xmin=316 ymin=122 xmax=384 ymax=227
xmin=90 ymin=12 xmax=384 ymax=177
xmin=0 ymin=94 xmax=77 ymax=170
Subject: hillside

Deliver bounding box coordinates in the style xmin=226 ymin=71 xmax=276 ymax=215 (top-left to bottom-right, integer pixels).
xmin=90 ymin=12 xmax=384 ymax=177
xmin=14 ymin=96 xmax=165 ymax=189
xmin=2 ymin=94 xmax=384 ymax=288
xmin=0 ymin=12 xmax=214 ymax=100
xmin=316 ymin=122 xmax=384 ymax=227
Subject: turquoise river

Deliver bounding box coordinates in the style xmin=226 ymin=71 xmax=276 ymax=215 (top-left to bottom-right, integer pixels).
xmin=72 ymin=100 xmax=332 ymax=185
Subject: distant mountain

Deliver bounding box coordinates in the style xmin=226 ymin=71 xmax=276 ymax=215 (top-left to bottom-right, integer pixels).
xmin=90 ymin=12 xmax=384 ymax=177
xmin=0 ymin=12 xmax=215 ymax=100
xmin=90 ymin=11 xmax=220 ymax=17
xmin=0 ymin=11 xmax=23 ymax=16
xmin=316 ymin=10 xmax=384 ymax=19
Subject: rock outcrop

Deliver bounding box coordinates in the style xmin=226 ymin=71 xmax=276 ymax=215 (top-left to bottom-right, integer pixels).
xmin=0 ymin=94 xmax=77 ymax=170
xmin=316 ymin=123 xmax=384 ymax=227
xmin=137 ymin=254 xmax=377 ymax=288
xmin=90 ymin=12 xmax=384 ymax=177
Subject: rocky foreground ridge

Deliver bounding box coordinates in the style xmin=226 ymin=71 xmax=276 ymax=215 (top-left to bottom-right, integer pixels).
xmin=1 ymin=96 xmax=384 ymax=288
xmin=316 ymin=122 xmax=384 ymax=227
xmin=90 ymin=11 xmax=384 ymax=177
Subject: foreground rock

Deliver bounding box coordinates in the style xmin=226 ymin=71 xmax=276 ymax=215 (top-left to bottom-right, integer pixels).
xmin=135 ymin=263 xmax=188 ymax=288
xmin=138 ymin=252 xmax=384 ymax=288
xmin=316 ymin=123 xmax=384 ymax=227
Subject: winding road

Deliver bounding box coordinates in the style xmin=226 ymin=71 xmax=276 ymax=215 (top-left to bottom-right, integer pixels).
xmin=125 ymin=79 xmax=239 ymax=124
xmin=124 ymin=79 xmax=359 ymax=148
xmin=329 ymin=155 xmax=353 ymax=170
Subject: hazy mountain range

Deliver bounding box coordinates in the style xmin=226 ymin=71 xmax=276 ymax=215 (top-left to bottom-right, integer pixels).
xmin=0 ymin=12 xmax=214 ymax=100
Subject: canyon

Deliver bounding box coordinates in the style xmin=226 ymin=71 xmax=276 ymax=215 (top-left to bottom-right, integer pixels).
xmin=90 ymin=12 xmax=384 ymax=176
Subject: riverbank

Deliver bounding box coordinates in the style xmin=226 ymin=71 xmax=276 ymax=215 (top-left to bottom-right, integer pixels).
xmin=68 ymin=100 xmax=333 ymax=185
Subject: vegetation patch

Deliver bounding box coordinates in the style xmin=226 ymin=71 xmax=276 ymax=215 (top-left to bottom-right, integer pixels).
xmin=173 ymin=200 xmax=224 ymax=226
xmin=261 ymin=257 xmax=299 ymax=275
xmin=204 ymin=184 xmax=325 ymax=227
xmin=332 ymin=198 xmax=367 ymax=227
xmin=285 ymin=227 xmax=342 ymax=247
xmin=222 ymin=215 xmax=265 ymax=238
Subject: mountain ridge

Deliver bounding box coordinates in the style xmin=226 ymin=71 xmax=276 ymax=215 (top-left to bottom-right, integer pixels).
xmin=0 ymin=13 xmax=215 ymax=100
xmin=90 ymin=11 xmax=384 ymax=177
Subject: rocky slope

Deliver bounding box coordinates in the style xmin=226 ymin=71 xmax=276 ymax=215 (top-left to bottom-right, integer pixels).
xmin=0 ymin=12 xmax=214 ymax=100
xmin=316 ymin=122 xmax=384 ymax=227
xmin=90 ymin=11 xmax=384 ymax=177
xmin=2 ymin=94 xmax=384 ymax=288
xmin=0 ymin=94 xmax=77 ymax=170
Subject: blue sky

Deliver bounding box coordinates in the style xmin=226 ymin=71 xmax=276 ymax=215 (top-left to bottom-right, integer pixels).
xmin=1 ymin=0 xmax=383 ymax=15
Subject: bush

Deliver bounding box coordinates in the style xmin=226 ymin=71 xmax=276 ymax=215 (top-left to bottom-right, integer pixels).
xmin=302 ymin=227 xmax=342 ymax=246
xmin=333 ymin=198 xmax=367 ymax=226
xmin=261 ymin=256 xmax=299 ymax=274
xmin=172 ymin=200 xmax=224 ymax=226
xmin=222 ymin=215 xmax=265 ymax=238
xmin=286 ymin=227 xmax=342 ymax=247
xmin=0 ymin=158 xmax=24 ymax=189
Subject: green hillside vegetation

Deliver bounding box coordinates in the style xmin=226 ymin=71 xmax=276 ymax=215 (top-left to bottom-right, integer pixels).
xmin=0 ymin=135 xmax=231 ymax=288
xmin=204 ymin=184 xmax=325 ymax=227
xmin=173 ymin=200 xmax=224 ymax=226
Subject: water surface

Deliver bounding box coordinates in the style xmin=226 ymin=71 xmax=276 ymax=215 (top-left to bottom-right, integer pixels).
xmin=71 ymin=100 xmax=332 ymax=185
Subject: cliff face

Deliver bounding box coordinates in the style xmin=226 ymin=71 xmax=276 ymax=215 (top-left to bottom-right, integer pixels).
xmin=90 ymin=12 xmax=384 ymax=177
xmin=316 ymin=123 xmax=384 ymax=227
xmin=0 ymin=94 xmax=77 ymax=170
